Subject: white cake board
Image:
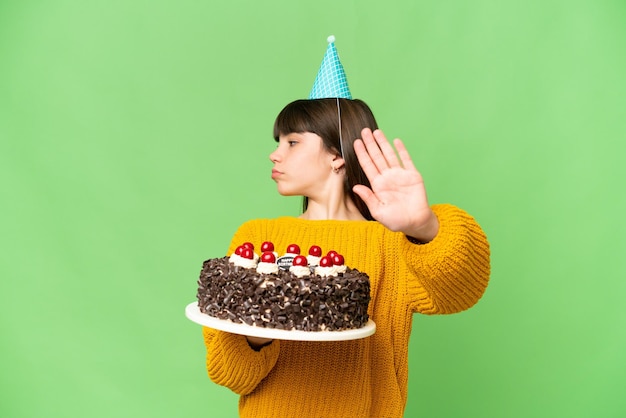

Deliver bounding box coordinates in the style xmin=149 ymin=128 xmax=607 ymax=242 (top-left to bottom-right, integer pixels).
xmin=185 ymin=302 xmax=376 ymax=341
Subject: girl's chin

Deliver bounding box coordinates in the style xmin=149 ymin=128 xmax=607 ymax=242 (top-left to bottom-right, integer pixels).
xmin=276 ymin=189 xmax=298 ymax=197
xmin=275 ymin=185 xmax=300 ymax=196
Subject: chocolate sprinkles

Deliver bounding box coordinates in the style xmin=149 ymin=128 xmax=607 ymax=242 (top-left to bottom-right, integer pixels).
xmin=196 ymin=257 xmax=371 ymax=331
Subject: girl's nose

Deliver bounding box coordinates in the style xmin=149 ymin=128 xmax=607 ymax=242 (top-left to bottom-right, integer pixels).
xmin=269 ymin=148 xmax=281 ymax=163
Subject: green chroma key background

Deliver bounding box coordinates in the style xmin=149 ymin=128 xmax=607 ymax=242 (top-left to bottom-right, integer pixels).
xmin=1 ymin=1 xmax=625 ymax=417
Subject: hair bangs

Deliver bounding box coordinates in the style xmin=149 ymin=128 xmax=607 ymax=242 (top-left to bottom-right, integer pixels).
xmin=273 ymin=100 xmax=319 ymax=141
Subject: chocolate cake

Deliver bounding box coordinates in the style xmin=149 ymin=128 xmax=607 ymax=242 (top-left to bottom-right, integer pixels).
xmin=196 ymin=242 xmax=371 ymax=332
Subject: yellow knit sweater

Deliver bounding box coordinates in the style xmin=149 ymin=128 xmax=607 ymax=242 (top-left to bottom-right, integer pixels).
xmin=202 ymin=204 xmax=491 ymax=417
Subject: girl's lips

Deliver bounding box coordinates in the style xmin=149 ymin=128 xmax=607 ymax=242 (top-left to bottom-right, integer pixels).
xmin=271 ymin=169 xmax=282 ymax=179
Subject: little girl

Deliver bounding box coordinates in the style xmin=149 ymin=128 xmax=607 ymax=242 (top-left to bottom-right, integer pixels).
xmin=200 ymin=38 xmax=490 ymax=418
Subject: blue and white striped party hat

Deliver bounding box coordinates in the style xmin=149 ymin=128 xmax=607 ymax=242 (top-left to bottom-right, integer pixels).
xmin=308 ymin=35 xmax=352 ymax=99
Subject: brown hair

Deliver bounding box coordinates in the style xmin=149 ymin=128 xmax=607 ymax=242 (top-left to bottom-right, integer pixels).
xmin=273 ymin=98 xmax=379 ymax=220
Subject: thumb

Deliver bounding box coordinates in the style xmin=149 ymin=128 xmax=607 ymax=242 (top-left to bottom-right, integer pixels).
xmin=353 ymin=185 xmax=379 ymax=210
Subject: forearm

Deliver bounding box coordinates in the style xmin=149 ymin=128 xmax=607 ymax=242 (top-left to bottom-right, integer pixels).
xmin=405 ymin=204 xmax=491 ymax=314
xmin=203 ymin=327 xmax=280 ymax=395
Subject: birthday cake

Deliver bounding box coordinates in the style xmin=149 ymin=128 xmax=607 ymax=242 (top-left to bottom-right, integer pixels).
xmin=196 ymin=241 xmax=371 ymax=331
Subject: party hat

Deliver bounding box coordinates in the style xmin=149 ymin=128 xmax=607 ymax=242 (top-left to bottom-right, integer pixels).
xmin=308 ymin=35 xmax=352 ymax=99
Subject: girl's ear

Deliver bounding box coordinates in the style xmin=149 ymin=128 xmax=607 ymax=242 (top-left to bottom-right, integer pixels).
xmin=331 ymin=154 xmax=345 ymax=171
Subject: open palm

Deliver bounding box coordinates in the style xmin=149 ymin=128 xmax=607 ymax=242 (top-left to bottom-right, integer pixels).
xmin=352 ymin=128 xmax=438 ymax=241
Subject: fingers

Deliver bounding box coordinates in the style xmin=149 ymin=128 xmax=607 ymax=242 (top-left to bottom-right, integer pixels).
xmin=359 ymin=128 xmax=401 ymax=173
xmin=353 ymin=138 xmax=379 ymax=182
xmin=392 ymin=138 xmax=416 ymax=171
xmin=354 ymin=128 xmax=418 ymax=185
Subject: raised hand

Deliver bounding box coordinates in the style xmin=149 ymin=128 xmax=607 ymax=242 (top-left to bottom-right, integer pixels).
xmin=352 ymin=128 xmax=439 ymax=242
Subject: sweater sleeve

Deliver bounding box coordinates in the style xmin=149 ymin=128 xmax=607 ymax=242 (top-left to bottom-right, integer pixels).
xmin=404 ymin=204 xmax=491 ymax=314
xmin=202 ymin=327 xmax=281 ymax=395
xmin=202 ymin=219 xmax=281 ymax=395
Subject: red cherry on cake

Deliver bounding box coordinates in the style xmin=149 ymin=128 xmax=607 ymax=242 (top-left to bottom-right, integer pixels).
xmin=319 ymin=256 xmax=333 ymax=267
xmin=308 ymin=245 xmax=322 ymax=257
xmin=286 ymin=244 xmax=301 ymax=254
xmin=242 ymin=242 xmax=254 ymax=250
xmin=261 ymin=251 xmax=276 ymax=263
xmin=292 ymin=255 xmax=308 ymax=266
xmin=261 ymin=241 xmax=274 ymax=252
xmin=332 ymin=253 xmax=344 ymax=266
xmin=235 ymin=245 xmax=245 ymax=256
xmin=241 ymin=247 xmax=254 ymax=259
xmin=326 ymin=250 xmax=338 ymax=260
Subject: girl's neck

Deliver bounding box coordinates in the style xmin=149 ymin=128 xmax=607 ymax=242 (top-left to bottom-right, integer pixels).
xmin=299 ymin=197 xmax=366 ymax=221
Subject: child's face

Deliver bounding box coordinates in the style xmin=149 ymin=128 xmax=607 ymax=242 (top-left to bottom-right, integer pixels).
xmin=269 ymin=132 xmax=337 ymax=197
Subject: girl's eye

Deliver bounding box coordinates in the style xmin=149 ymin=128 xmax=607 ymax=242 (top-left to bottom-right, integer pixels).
xmin=288 ymin=141 xmax=298 ymax=146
